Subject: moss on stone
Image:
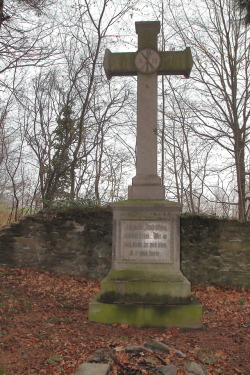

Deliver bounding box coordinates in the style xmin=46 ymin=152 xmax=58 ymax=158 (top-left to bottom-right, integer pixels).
xmin=113 ymin=199 xmax=179 ymax=205
xmin=101 ymin=268 xmax=185 ymax=281
xmin=98 ymin=268 xmax=191 ymax=304
xmin=88 ymin=296 xmax=202 ymax=328
xmin=1 ymin=207 xmax=250 ymax=289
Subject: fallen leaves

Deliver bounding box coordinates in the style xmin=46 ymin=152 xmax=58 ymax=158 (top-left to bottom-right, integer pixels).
xmin=0 ymin=267 xmax=249 ymax=375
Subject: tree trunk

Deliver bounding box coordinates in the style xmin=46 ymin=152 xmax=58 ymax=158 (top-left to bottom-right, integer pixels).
xmin=235 ymin=135 xmax=246 ymax=220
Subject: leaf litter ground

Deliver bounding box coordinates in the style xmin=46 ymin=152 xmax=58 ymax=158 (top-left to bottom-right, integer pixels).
xmin=0 ymin=267 xmax=249 ymax=375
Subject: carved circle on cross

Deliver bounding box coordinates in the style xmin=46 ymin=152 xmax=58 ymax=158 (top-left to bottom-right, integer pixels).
xmin=135 ymin=48 xmax=161 ymax=74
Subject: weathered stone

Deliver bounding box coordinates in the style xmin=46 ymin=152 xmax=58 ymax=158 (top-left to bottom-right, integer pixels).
xmin=104 ymin=22 xmax=192 ymax=201
xmin=0 ymin=210 xmax=250 ymax=289
xmin=88 ymin=297 xmax=203 ymax=328
xmin=98 ymin=267 xmax=192 ymax=304
xmin=89 ymin=201 xmax=202 ymax=328
xmin=158 ymin=365 xmax=177 ymax=375
xmin=73 ymin=363 xmax=111 ymax=375
xmin=144 ymin=339 xmax=170 ymax=353
xmin=0 ymin=208 xmax=112 ymax=279
xmin=185 ymin=361 xmax=206 ymax=375
xmin=175 ymin=350 xmax=186 ymax=358
xmin=180 ymin=215 xmax=250 ymax=288
xmin=89 ymin=21 xmax=200 ymax=329
xmin=88 ymin=348 xmax=112 ymax=363
xmin=88 ymin=355 xmax=106 ymax=363
xmin=95 ymin=201 xmax=193 ymax=305
xmin=125 ymin=345 xmax=147 ymax=353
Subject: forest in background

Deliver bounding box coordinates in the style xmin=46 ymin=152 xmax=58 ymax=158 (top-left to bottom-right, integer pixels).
xmin=0 ymin=0 xmax=250 ymax=222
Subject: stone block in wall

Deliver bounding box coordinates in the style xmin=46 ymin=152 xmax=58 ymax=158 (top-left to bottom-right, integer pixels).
xmin=0 ymin=208 xmax=112 ymax=280
xmin=180 ymin=215 xmax=250 ymax=288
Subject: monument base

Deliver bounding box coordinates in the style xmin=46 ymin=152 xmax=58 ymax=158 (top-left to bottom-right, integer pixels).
xmin=128 ymin=184 xmax=165 ymax=199
xmin=128 ymin=175 xmax=165 ymax=200
xmin=88 ymin=200 xmax=202 ymax=328
xmin=97 ymin=268 xmax=192 ymax=304
xmin=88 ymin=296 xmax=202 ymax=328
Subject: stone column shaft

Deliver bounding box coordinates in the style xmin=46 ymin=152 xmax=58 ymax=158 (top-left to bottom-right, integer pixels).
xmin=136 ymin=72 xmax=158 ymax=177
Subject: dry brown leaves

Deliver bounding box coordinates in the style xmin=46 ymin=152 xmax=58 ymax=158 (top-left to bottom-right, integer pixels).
xmin=0 ymin=267 xmax=249 ymax=375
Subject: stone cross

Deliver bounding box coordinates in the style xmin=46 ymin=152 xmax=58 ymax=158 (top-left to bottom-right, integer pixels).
xmin=104 ymin=21 xmax=193 ymax=200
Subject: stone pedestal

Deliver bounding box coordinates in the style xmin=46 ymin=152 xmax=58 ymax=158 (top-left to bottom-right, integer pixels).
xmin=88 ymin=200 xmax=202 ymax=328
xmin=128 ymin=175 xmax=165 ymax=200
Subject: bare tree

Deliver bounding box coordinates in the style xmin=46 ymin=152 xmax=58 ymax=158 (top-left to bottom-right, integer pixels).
xmin=0 ymin=102 xmax=35 ymax=221
xmin=234 ymin=0 xmax=250 ymax=24
xmin=0 ymin=0 xmax=57 ymax=90
xmin=21 ymin=69 xmax=69 ymax=205
xmin=0 ymin=0 xmax=53 ymax=28
xmin=166 ymin=0 xmax=250 ymax=219
xmin=18 ymin=0 xmax=138 ymax=206
xmin=90 ymin=82 xmax=133 ymax=202
xmin=159 ymin=78 xmax=215 ymax=213
xmin=56 ymin=0 xmax=138 ymax=200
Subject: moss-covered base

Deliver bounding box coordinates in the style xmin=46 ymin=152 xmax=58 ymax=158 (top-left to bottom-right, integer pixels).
xmin=88 ymin=295 xmax=202 ymax=328
xmin=98 ymin=268 xmax=191 ymax=304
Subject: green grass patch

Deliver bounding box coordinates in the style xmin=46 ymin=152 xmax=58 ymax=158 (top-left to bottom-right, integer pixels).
xmin=0 ymin=289 xmax=32 ymax=316
xmin=52 ymin=293 xmax=67 ymax=299
xmin=0 ymin=366 xmax=11 ymax=375
xmin=46 ymin=316 xmax=72 ymax=324
xmin=34 ymin=333 xmax=50 ymax=339
xmin=238 ymin=297 xmax=246 ymax=306
xmin=193 ymin=348 xmax=222 ymax=364
xmin=0 ymin=330 xmax=7 ymax=338
xmin=46 ymin=354 xmax=62 ymax=365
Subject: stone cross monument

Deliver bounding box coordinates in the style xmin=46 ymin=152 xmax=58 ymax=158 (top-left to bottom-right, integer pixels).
xmin=89 ymin=21 xmax=202 ymax=328
xmin=104 ymin=21 xmax=192 ymax=199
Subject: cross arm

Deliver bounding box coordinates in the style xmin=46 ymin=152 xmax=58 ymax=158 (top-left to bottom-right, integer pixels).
xmin=104 ymin=49 xmax=137 ymax=80
xmin=159 ymin=47 xmax=193 ymax=78
xmin=104 ymin=47 xmax=193 ymax=80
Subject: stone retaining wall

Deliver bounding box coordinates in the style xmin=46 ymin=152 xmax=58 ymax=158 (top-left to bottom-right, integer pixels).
xmin=180 ymin=215 xmax=250 ymax=288
xmin=0 ymin=208 xmax=112 ymax=280
xmin=0 ymin=208 xmax=249 ymax=288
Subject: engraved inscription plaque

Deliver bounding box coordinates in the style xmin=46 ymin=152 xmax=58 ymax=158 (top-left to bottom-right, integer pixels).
xmin=121 ymin=220 xmax=171 ymax=262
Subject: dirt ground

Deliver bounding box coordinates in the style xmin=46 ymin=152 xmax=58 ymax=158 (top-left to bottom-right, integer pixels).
xmin=0 ymin=267 xmax=249 ymax=375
